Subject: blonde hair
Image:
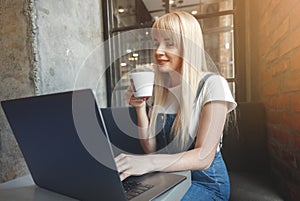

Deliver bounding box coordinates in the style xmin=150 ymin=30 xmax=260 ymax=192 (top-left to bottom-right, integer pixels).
xmin=149 ymin=11 xmax=209 ymax=151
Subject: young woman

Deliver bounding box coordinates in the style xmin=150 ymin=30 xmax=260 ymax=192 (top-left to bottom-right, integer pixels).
xmin=115 ymin=11 xmax=236 ymax=200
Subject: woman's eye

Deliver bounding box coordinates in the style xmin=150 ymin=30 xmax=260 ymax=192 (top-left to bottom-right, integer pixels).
xmin=166 ymin=42 xmax=175 ymax=47
xmin=152 ymin=40 xmax=175 ymax=49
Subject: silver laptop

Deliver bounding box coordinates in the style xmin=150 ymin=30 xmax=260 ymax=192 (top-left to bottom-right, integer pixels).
xmin=1 ymin=89 xmax=186 ymax=201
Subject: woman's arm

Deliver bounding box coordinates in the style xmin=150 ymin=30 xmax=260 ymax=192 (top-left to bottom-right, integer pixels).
xmin=125 ymin=86 xmax=156 ymax=153
xmin=135 ymin=105 xmax=156 ymax=153
xmin=115 ymin=101 xmax=228 ymax=180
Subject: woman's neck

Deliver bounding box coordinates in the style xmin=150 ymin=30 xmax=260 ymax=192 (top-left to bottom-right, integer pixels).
xmin=168 ymin=70 xmax=181 ymax=87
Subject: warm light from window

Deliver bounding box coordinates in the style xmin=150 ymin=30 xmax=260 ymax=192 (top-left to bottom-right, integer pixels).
xmin=128 ymin=57 xmax=138 ymax=61
xmin=118 ymin=7 xmax=125 ymax=13
xmin=225 ymin=43 xmax=230 ymax=50
xmin=191 ymin=10 xmax=198 ymax=15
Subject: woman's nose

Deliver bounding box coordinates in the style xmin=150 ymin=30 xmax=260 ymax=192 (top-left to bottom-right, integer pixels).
xmin=156 ymin=45 xmax=166 ymax=55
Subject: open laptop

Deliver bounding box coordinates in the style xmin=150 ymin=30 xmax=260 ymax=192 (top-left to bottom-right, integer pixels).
xmin=1 ymin=89 xmax=186 ymax=201
xmin=100 ymin=107 xmax=145 ymax=156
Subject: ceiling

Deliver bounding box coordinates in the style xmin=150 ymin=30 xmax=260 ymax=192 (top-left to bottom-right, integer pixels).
xmin=142 ymin=0 xmax=229 ymax=17
xmin=115 ymin=0 xmax=232 ymax=27
xmin=142 ymin=0 xmax=201 ymax=12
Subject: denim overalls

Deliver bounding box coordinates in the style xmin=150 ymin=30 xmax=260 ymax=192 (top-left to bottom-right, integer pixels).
xmin=155 ymin=113 xmax=230 ymax=201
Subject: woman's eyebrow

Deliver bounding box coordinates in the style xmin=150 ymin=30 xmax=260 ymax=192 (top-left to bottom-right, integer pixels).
xmin=152 ymin=37 xmax=173 ymax=42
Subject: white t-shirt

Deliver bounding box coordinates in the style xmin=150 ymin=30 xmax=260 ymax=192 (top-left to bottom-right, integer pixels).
xmin=189 ymin=74 xmax=237 ymax=151
xmin=157 ymin=74 xmax=236 ymax=115
xmin=156 ymin=73 xmax=237 ymax=151
xmin=157 ymin=84 xmax=181 ymax=114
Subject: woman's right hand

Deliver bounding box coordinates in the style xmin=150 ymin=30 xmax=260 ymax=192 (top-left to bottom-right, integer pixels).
xmin=125 ymin=85 xmax=146 ymax=108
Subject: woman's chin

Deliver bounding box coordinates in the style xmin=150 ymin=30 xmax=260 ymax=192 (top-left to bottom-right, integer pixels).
xmin=157 ymin=65 xmax=171 ymax=72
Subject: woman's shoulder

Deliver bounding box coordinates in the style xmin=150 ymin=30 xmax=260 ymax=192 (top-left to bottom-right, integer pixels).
xmin=202 ymin=73 xmax=228 ymax=88
xmin=200 ymin=73 xmax=237 ymax=112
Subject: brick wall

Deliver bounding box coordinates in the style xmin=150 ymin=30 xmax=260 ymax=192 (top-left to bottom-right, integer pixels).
xmin=249 ymin=0 xmax=300 ymax=200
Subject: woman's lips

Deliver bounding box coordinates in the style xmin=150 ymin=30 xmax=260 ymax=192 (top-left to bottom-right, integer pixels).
xmin=157 ymin=60 xmax=169 ymax=65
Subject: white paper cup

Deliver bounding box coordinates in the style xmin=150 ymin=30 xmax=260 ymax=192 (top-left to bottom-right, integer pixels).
xmin=129 ymin=71 xmax=154 ymax=98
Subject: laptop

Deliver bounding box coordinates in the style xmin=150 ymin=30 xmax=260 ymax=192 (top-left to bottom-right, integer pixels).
xmin=1 ymin=89 xmax=186 ymax=201
xmin=100 ymin=106 xmax=145 ymax=156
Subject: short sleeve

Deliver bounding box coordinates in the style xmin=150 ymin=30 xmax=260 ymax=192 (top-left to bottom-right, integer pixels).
xmin=198 ymin=75 xmax=237 ymax=113
xmin=189 ymin=75 xmax=237 ymax=139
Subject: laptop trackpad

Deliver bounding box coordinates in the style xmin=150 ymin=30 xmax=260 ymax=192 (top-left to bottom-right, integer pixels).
xmin=126 ymin=173 xmax=186 ymax=201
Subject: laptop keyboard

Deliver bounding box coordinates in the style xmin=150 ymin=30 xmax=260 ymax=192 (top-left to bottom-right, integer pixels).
xmin=122 ymin=180 xmax=154 ymax=200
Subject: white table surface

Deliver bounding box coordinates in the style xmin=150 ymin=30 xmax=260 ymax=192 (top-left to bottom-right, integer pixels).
xmin=0 ymin=171 xmax=191 ymax=201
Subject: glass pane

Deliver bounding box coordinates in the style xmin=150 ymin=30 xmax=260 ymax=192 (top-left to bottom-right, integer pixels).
xmin=110 ymin=29 xmax=155 ymax=107
xmin=198 ymin=15 xmax=234 ymax=78
xmin=113 ymin=0 xmax=233 ymax=29
xmin=113 ymin=0 xmax=136 ymax=28
xmin=228 ymin=82 xmax=235 ymax=98
xmin=199 ymin=14 xmax=233 ymax=32
xmin=171 ymin=0 xmax=233 ymax=15
xmin=111 ymin=30 xmax=154 ymax=67
xmin=218 ymin=63 xmax=234 ymax=79
xmin=142 ymin=0 xmax=165 ymax=20
xmin=148 ymin=11 xmax=166 ymax=20
xmin=203 ymin=31 xmax=234 ymax=77
xmin=113 ymin=0 xmax=155 ymax=29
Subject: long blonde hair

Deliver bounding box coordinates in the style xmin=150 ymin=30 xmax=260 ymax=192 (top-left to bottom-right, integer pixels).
xmin=149 ymin=11 xmax=209 ymax=152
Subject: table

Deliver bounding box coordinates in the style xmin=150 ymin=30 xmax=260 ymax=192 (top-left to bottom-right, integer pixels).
xmin=0 ymin=171 xmax=191 ymax=201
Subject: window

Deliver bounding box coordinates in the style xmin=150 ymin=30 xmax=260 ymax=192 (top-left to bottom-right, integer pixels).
xmin=102 ymin=0 xmax=239 ymax=107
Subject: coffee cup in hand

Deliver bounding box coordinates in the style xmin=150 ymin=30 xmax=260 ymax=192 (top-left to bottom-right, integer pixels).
xmin=129 ymin=71 xmax=154 ymax=98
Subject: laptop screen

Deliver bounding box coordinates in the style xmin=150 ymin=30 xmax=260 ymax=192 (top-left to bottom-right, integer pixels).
xmin=1 ymin=89 xmax=127 ymax=201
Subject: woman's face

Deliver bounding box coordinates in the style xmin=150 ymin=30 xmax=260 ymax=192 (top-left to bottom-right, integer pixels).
xmin=153 ymin=35 xmax=182 ymax=73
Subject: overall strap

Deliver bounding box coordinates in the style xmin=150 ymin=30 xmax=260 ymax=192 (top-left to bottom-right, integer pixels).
xmin=189 ymin=73 xmax=216 ymax=150
xmin=195 ymin=73 xmax=214 ymax=102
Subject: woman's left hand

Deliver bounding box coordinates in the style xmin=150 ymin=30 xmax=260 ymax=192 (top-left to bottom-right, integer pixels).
xmin=115 ymin=153 xmax=154 ymax=181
